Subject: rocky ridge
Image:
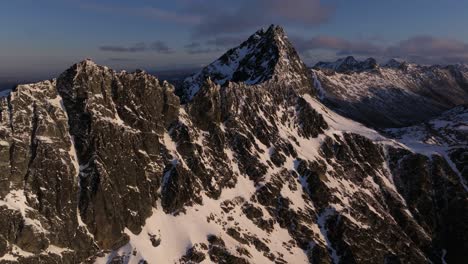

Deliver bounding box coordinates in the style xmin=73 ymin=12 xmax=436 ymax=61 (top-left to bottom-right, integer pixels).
xmin=314 ymin=56 xmax=378 ymax=73
xmin=0 ymin=25 xmax=466 ymax=264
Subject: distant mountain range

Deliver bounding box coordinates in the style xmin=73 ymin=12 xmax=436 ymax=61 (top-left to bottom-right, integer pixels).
xmin=0 ymin=25 xmax=466 ymax=264
xmin=312 ymin=56 xmax=468 ymax=128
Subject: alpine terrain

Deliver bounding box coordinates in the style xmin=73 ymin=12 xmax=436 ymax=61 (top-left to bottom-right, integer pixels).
xmin=312 ymin=57 xmax=468 ymax=128
xmin=0 ymin=25 xmax=466 ymax=264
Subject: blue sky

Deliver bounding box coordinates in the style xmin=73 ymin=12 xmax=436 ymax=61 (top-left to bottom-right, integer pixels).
xmin=1 ymin=0 xmax=468 ymax=79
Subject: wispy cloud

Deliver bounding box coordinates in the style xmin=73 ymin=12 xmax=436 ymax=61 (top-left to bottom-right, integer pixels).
xmin=205 ymin=36 xmax=244 ymax=47
xmin=184 ymin=42 xmax=201 ymax=49
xmin=99 ymin=41 xmax=174 ymax=54
xmin=183 ymin=42 xmax=221 ymax=54
xmin=292 ymin=35 xmax=384 ymax=56
xmin=100 ymin=43 xmax=147 ymax=53
xmin=387 ymin=36 xmax=468 ymax=58
xmin=293 ymin=35 xmax=468 ymax=64
xmin=188 ymin=0 xmax=333 ymax=37
xmin=107 ymin=58 xmax=138 ymax=62
xmin=150 ymin=41 xmax=174 ymax=54
xmin=74 ymin=0 xmax=200 ymax=24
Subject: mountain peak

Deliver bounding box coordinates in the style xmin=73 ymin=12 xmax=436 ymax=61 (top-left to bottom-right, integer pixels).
xmin=265 ymin=24 xmax=286 ymax=37
xmin=181 ymin=25 xmax=310 ymax=101
xmin=343 ymin=55 xmax=358 ymax=63
xmin=383 ymin=58 xmax=408 ymax=69
xmin=68 ymin=58 xmax=110 ymax=75
xmin=314 ymin=56 xmax=378 ymax=73
xmin=75 ymin=58 xmax=99 ymax=68
xmin=252 ymin=24 xmax=285 ymax=38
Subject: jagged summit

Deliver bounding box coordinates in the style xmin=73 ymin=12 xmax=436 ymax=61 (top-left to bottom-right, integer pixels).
xmin=82 ymin=58 xmax=97 ymax=65
xmin=66 ymin=59 xmax=150 ymax=77
xmin=382 ymin=58 xmax=409 ymax=70
xmin=0 ymin=60 xmax=106 ymax=100
xmin=181 ymin=25 xmax=311 ymax=101
xmin=253 ymin=24 xmax=287 ymax=39
xmin=314 ymin=56 xmax=378 ymax=73
xmin=60 ymin=59 xmax=112 ymax=81
xmin=58 ymin=59 xmax=166 ymax=91
xmin=383 ymin=58 xmax=405 ymax=67
xmin=71 ymin=58 xmax=107 ymax=73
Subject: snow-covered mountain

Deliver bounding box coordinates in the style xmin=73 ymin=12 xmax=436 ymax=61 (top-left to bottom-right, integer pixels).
xmin=0 ymin=26 xmax=466 ymax=264
xmin=179 ymin=25 xmax=313 ymax=102
xmin=312 ymin=57 xmax=468 ymax=128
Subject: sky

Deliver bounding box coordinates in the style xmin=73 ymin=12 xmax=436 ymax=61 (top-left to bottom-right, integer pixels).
xmin=1 ymin=0 xmax=468 ymax=80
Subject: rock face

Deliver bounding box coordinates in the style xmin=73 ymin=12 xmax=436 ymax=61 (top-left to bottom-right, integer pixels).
xmin=57 ymin=61 xmax=180 ymax=249
xmin=0 ymin=25 xmax=467 ymax=264
xmin=313 ymin=57 xmax=468 ymax=128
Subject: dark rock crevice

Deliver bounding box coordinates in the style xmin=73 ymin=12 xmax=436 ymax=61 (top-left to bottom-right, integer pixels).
xmin=23 ymin=102 xmax=39 ymax=185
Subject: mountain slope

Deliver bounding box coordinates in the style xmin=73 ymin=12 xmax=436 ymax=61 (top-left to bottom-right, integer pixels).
xmin=313 ymin=57 xmax=468 ymax=128
xmin=0 ymin=26 xmax=466 ymax=264
xmin=385 ymin=105 xmax=468 ymax=191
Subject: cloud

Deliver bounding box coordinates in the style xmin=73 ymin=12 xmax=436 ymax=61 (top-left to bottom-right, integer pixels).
xmin=184 ymin=42 xmax=201 ymax=49
xmin=387 ymin=36 xmax=468 ymax=58
xmin=265 ymin=0 xmax=333 ymax=25
xmin=100 ymin=42 xmax=147 ymax=53
xmin=293 ymin=34 xmax=468 ymax=64
xmin=74 ymin=0 xmax=334 ymax=41
xmin=74 ymin=0 xmax=200 ymax=24
xmin=189 ymin=0 xmax=333 ymax=37
xmin=134 ymin=7 xmax=200 ymax=24
xmin=183 ymin=35 xmax=244 ymax=54
xmin=150 ymin=41 xmax=173 ymax=54
xmin=292 ymin=35 xmax=384 ymax=56
xmin=99 ymin=41 xmax=174 ymax=54
xmin=184 ymin=42 xmax=221 ymax=54
xmin=205 ymin=36 xmax=244 ymax=47
xmin=186 ymin=48 xmax=220 ymax=54
xmin=107 ymin=58 xmax=138 ymax=62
